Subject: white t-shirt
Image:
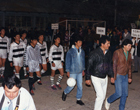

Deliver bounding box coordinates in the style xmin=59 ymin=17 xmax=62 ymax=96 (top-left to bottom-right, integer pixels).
xmin=0 ymin=87 xmax=36 ymax=110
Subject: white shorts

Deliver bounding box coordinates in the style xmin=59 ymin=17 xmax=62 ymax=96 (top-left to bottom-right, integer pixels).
xmin=13 ymin=58 xmax=23 ymax=67
xmin=28 ymin=60 xmax=40 ymax=72
xmin=51 ymin=61 xmax=63 ymax=70
xmin=42 ymin=56 xmax=47 ymax=64
xmin=0 ymin=50 xmax=7 ymax=59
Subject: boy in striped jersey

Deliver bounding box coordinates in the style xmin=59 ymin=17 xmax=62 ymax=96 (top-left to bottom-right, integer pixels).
xmin=49 ymin=35 xmax=64 ymax=90
xmin=8 ymin=32 xmax=26 ymax=79
xmin=0 ymin=28 xmax=10 ymax=78
xmin=24 ymin=36 xmax=42 ymax=95
xmin=37 ymin=33 xmax=48 ymax=74
xmin=20 ymin=30 xmax=28 ymax=77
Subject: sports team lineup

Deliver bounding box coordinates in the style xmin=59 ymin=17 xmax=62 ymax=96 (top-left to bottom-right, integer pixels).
xmin=0 ymin=26 xmax=138 ymax=110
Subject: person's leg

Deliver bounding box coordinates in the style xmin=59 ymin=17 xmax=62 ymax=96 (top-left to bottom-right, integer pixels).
xmin=64 ymin=74 xmax=76 ymax=94
xmin=0 ymin=58 xmax=2 ymax=76
xmin=41 ymin=64 xmax=47 ymax=74
xmin=76 ymin=73 xmax=83 ymax=100
xmin=1 ymin=58 xmax=6 ymax=76
xmin=119 ymin=75 xmax=128 ymax=110
xmin=14 ymin=66 xmax=21 ymax=79
xmin=102 ymin=76 xmax=108 ymax=101
xmin=28 ymin=72 xmax=34 ymax=91
xmin=50 ymin=69 xmax=55 ymax=86
xmin=134 ymin=56 xmax=138 ymax=71
xmin=91 ymin=76 xmax=106 ymax=110
xmin=107 ymin=74 xmax=123 ymax=103
xmin=56 ymin=68 xmax=64 ymax=85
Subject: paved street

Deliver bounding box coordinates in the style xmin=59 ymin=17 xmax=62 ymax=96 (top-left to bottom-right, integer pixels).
xmin=7 ymin=71 xmax=139 ymax=110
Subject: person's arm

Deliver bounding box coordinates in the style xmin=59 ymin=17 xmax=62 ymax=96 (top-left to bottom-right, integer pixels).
xmin=112 ymin=51 xmax=118 ymax=80
xmin=65 ymin=51 xmax=71 ymax=73
xmin=45 ymin=42 xmax=49 ymax=60
xmin=37 ymin=46 xmax=42 ymax=64
xmin=85 ymin=51 xmax=95 ymax=80
xmin=49 ymin=46 xmax=54 ymax=63
xmin=8 ymin=44 xmax=13 ymax=66
xmin=108 ymin=52 xmax=115 ymax=83
xmin=128 ymin=53 xmax=132 ymax=83
xmin=24 ymin=47 xmax=28 ymax=67
xmin=61 ymin=46 xmax=64 ymax=62
xmin=8 ymin=44 xmax=13 ymax=61
xmin=7 ymin=37 xmax=10 ymax=53
xmin=82 ymin=50 xmax=85 ymax=71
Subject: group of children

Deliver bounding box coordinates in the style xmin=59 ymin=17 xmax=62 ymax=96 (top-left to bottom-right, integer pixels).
xmin=0 ymin=28 xmax=65 ymax=95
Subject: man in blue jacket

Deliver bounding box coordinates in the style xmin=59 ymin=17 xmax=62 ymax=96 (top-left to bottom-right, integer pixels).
xmin=62 ymin=36 xmax=85 ymax=106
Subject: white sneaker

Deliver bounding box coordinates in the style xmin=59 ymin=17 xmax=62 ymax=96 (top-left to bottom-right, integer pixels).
xmin=105 ymin=98 xmax=110 ymax=110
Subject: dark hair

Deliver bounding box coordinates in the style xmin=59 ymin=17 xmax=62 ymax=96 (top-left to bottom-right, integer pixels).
xmin=21 ymin=30 xmax=27 ymax=35
xmin=54 ymin=35 xmax=60 ymax=40
xmin=0 ymin=27 xmax=5 ymax=31
xmin=38 ymin=32 xmax=44 ymax=37
xmin=99 ymin=36 xmax=110 ymax=46
xmin=122 ymin=39 xmax=132 ymax=47
xmin=30 ymin=35 xmax=38 ymax=41
xmin=75 ymin=36 xmax=83 ymax=43
xmin=2 ymin=74 xmax=22 ymax=89
xmin=14 ymin=32 xmax=20 ymax=37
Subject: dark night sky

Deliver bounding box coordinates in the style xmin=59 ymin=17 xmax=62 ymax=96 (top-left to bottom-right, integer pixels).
xmin=0 ymin=0 xmax=140 ymax=26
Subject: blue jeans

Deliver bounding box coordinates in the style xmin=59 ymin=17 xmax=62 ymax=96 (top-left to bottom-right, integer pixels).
xmin=107 ymin=74 xmax=128 ymax=110
xmin=64 ymin=73 xmax=83 ymax=99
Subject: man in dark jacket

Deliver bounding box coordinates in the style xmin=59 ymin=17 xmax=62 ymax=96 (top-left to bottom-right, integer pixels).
xmin=85 ymin=36 xmax=114 ymax=110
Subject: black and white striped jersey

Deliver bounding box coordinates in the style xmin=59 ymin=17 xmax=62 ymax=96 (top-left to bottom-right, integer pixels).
xmin=8 ymin=42 xmax=26 ymax=62
xmin=0 ymin=36 xmax=10 ymax=53
xmin=24 ymin=45 xmax=42 ymax=67
xmin=37 ymin=41 xmax=48 ymax=59
xmin=49 ymin=44 xmax=64 ymax=63
xmin=20 ymin=38 xmax=27 ymax=46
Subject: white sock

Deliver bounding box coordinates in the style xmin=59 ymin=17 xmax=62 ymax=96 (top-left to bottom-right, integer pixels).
xmin=15 ymin=73 xmax=20 ymax=79
xmin=23 ymin=67 xmax=27 ymax=75
xmin=1 ymin=67 xmax=5 ymax=75
xmin=41 ymin=69 xmax=46 ymax=74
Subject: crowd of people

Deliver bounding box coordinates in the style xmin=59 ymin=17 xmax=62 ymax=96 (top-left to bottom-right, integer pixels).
xmin=0 ymin=25 xmax=138 ymax=110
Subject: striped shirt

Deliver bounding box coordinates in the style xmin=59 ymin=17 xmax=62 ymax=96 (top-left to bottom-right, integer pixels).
xmin=0 ymin=36 xmax=10 ymax=53
xmin=8 ymin=42 xmax=26 ymax=62
xmin=49 ymin=44 xmax=64 ymax=63
xmin=37 ymin=41 xmax=48 ymax=58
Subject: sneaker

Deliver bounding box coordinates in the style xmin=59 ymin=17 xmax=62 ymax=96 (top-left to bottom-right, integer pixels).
xmin=105 ymin=98 xmax=110 ymax=110
xmin=76 ymin=100 xmax=85 ymax=106
xmin=37 ymin=81 xmax=42 ymax=85
xmin=30 ymin=90 xmax=34 ymax=95
xmin=24 ymin=74 xmax=28 ymax=78
xmin=51 ymin=85 xmax=57 ymax=90
xmin=56 ymin=84 xmax=62 ymax=90
xmin=62 ymin=91 xmax=67 ymax=101
xmin=32 ymin=84 xmax=35 ymax=90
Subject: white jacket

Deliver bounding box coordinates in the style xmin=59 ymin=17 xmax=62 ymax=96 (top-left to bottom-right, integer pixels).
xmin=0 ymin=87 xmax=36 ymax=110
